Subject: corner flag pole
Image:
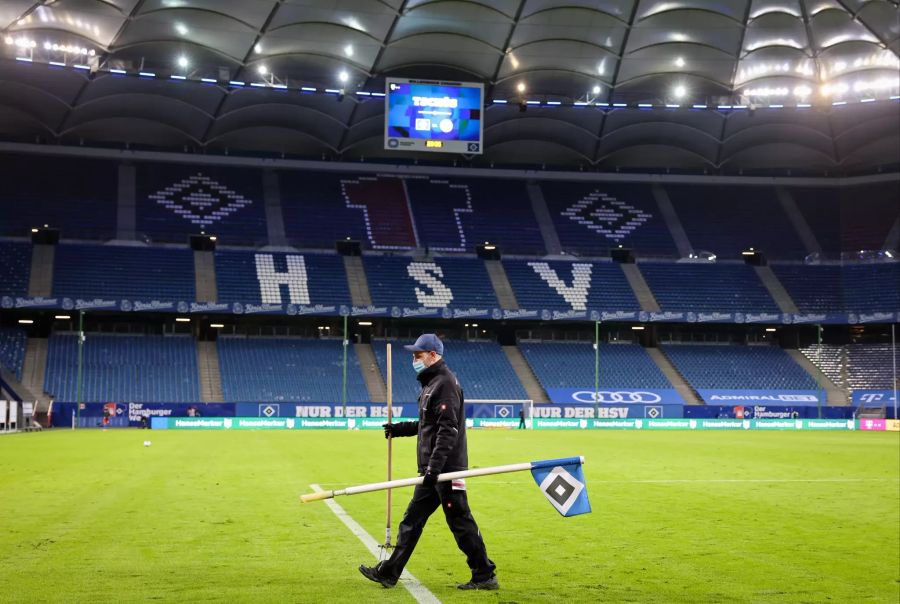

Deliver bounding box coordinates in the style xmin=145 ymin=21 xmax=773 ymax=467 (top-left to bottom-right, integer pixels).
xmin=300 ymin=457 xmax=586 ymax=503
xmin=385 ymin=343 xmax=393 ymax=548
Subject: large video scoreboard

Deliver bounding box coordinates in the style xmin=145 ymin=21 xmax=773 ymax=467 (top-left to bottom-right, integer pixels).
xmin=384 ymin=78 xmax=484 ymax=154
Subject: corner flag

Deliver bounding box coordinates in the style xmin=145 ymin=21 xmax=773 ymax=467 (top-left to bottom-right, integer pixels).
xmin=530 ymin=456 xmax=592 ymax=517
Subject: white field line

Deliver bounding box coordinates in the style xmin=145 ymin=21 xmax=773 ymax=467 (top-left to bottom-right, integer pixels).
xmin=310 ymin=484 xmax=441 ymax=604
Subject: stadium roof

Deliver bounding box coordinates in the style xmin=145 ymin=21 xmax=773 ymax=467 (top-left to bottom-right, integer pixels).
xmin=1 ymin=0 xmax=899 ymax=173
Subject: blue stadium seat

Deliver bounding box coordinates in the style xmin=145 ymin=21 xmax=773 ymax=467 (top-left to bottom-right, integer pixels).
xmin=519 ymin=342 xmax=670 ymax=390
xmin=44 ymin=333 xmax=199 ymax=402
xmin=665 ymin=185 xmax=806 ymax=259
xmin=217 ymin=337 xmax=370 ymax=402
xmin=365 ymin=255 xmax=498 ymax=309
xmin=0 ymin=241 xmax=32 ymax=298
xmin=842 ymin=264 xmax=900 ymax=312
xmin=793 ymin=184 xmax=899 ymax=255
xmin=662 ymin=344 xmax=816 ymax=390
xmin=640 ymin=262 xmax=779 ymax=313
xmin=503 ymin=259 xmax=639 ymax=311
xmin=542 ymin=182 xmax=676 ymax=257
xmin=53 ymin=244 xmax=195 ymax=301
xmin=372 ymin=339 xmax=526 ymax=402
xmin=0 ymin=155 xmax=117 ymax=240
xmin=280 ymin=172 xmax=415 ymax=250
xmin=0 ymin=327 xmax=27 ymax=380
xmin=770 ymin=264 xmax=843 ymax=313
xmin=215 ymin=250 xmax=350 ymax=306
xmin=136 ymin=164 xmax=268 ymax=245
xmin=406 ymin=176 xmax=544 ymax=254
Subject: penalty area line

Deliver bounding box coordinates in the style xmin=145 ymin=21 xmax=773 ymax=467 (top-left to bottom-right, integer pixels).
xmin=310 ymin=484 xmax=441 ymax=604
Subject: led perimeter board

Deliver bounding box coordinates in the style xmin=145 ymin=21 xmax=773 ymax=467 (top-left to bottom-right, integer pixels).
xmin=384 ymin=78 xmax=484 ymax=154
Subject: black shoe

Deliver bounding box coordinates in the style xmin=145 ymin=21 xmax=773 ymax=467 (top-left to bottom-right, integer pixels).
xmin=457 ymin=575 xmax=499 ymax=590
xmin=358 ymin=564 xmax=397 ymax=588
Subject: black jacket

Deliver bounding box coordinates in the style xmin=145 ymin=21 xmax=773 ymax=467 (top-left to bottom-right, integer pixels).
xmin=392 ymin=359 xmax=467 ymax=474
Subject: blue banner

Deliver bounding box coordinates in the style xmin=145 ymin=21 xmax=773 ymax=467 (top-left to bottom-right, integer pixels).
xmin=696 ymin=389 xmax=825 ymax=405
xmin=851 ymin=390 xmax=899 ymax=406
xmin=545 ymin=388 xmax=685 ymax=405
xmin=683 ymin=404 xmax=852 ymax=420
xmin=52 ymin=402 xmax=235 ymax=427
xmin=236 ymin=402 xmax=523 ymax=420
xmin=531 ymin=404 xmax=683 ymax=419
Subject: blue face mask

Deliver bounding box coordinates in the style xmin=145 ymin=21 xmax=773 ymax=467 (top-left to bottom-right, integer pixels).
xmin=412 ymin=359 xmax=427 ymax=374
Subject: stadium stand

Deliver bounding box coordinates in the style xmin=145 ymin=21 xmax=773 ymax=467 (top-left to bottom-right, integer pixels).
xmin=406 ymin=176 xmax=544 ymax=254
xmin=801 ymin=343 xmax=898 ymax=392
xmin=541 ymin=182 xmax=676 ymax=257
xmin=280 ymin=172 xmax=415 ymax=250
xmin=136 ymin=163 xmax=268 ymax=245
xmin=845 ymin=344 xmax=898 ymax=391
xmin=800 ymin=344 xmax=844 ymax=389
xmin=372 ymin=339 xmax=527 ymax=402
xmin=214 ymin=250 xmax=350 ymax=307
xmin=0 ymin=155 xmax=117 ymax=240
xmin=519 ymin=341 xmax=671 ymax=390
xmin=661 ymin=344 xmax=817 ymax=390
xmin=217 ymin=337 xmax=369 ymax=402
xmin=664 ymin=185 xmax=807 ymax=259
xmin=0 ymin=241 xmax=32 ymax=297
xmin=503 ymin=259 xmax=639 ymax=311
xmin=365 ymin=255 xmax=498 ymax=309
xmin=0 ymin=327 xmax=27 ymax=380
xmin=792 ymin=184 xmax=899 ymax=255
xmin=770 ymin=264 xmax=844 ymax=313
xmin=44 ymin=333 xmax=199 ymax=402
xmin=842 ymin=264 xmax=900 ymax=312
xmin=639 ymin=262 xmax=779 ymax=313
xmin=52 ymin=244 xmax=195 ymax=301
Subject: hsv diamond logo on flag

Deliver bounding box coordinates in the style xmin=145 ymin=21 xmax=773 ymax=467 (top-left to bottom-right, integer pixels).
xmin=530 ymin=456 xmax=591 ymax=517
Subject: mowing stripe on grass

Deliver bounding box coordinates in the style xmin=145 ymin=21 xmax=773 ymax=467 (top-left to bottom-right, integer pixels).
xmin=310 ymin=484 xmax=440 ymax=604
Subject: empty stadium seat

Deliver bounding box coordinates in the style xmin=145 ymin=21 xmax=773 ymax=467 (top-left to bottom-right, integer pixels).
xmin=0 ymin=155 xmax=117 ymax=240
xmin=44 ymin=333 xmax=199 ymax=402
xmin=0 ymin=327 xmax=27 ymax=380
xmin=662 ymin=344 xmax=817 ymax=390
xmin=519 ymin=341 xmax=670 ymax=390
xmin=0 ymin=241 xmax=32 ymax=298
xmin=665 ymin=185 xmax=806 ymax=259
xmin=52 ymin=244 xmax=195 ymax=301
xmin=640 ymin=262 xmax=779 ymax=313
xmin=365 ymin=255 xmax=498 ymax=309
xmin=372 ymin=339 xmax=526 ymax=402
xmin=541 ymin=182 xmax=676 ymax=257
xmin=215 ymin=250 xmax=350 ymax=306
xmin=217 ymin=337 xmax=370 ymax=402
xmin=770 ymin=264 xmax=843 ymax=313
xmin=503 ymin=259 xmax=639 ymax=311
xmin=406 ymin=176 xmax=544 ymax=254
xmin=136 ymin=163 xmax=268 ymax=245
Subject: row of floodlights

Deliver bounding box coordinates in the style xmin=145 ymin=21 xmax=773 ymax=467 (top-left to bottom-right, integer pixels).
xmin=13 ymin=54 xmax=900 ymax=111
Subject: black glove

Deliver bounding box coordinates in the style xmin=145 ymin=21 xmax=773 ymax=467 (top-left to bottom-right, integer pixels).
xmin=422 ymin=468 xmax=439 ymax=488
xmin=382 ymin=423 xmax=395 ymax=439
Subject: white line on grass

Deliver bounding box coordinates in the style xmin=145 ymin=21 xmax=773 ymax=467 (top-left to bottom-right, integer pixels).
xmin=310 ymin=484 xmax=441 ymax=604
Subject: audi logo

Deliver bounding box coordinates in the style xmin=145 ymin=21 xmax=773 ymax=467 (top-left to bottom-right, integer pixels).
xmin=571 ymin=391 xmax=663 ymax=404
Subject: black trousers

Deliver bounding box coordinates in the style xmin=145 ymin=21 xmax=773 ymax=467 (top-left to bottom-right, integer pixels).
xmin=379 ymin=481 xmax=495 ymax=582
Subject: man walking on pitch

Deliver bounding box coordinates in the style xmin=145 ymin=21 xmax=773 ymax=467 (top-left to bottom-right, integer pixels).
xmin=359 ymin=334 xmax=498 ymax=590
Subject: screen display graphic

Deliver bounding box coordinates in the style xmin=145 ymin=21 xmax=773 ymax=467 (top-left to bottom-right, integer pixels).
xmin=385 ymin=78 xmax=484 ymax=154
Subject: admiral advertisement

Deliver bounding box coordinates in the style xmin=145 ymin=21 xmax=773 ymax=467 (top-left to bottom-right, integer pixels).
xmin=697 ymin=390 xmax=825 ymax=405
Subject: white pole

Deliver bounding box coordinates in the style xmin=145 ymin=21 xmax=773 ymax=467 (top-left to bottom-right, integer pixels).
xmin=892 ymin=324 xmax=898 ymax=420
xmin=300 ymin=456 xmax=586 ymax=503
xmin=385 ymin=343 xmax=393 ymax=547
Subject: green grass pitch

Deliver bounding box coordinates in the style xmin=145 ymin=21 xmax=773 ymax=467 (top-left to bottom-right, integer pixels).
xmin=0 ymin=429 xmax=897 ymax=603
